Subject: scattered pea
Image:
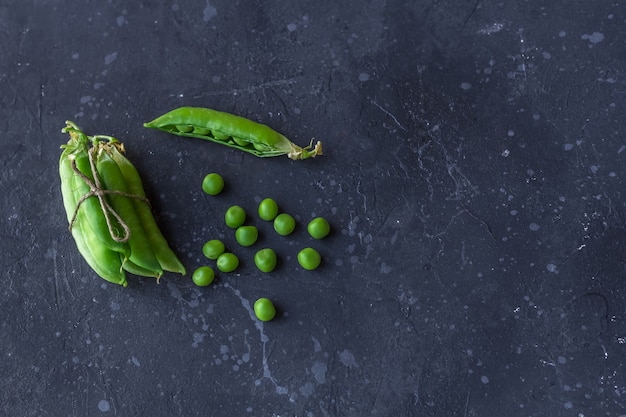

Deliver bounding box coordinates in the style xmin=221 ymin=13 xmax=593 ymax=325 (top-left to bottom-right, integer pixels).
xmin=258 ymin=198 xmax=279 ymax=221
xmin=273 ymin=213 xmax=296 ymax=236
xmin=192 ymin=266 xmax=215 ymax=286
xmin=297 ymin=247 xmax=321 ymax=270
xmin=216 ymin=252 xmax=239 ymax=272
xmin=202 ymin=173 xmax=224 ymax=195
xmin=225 ymin=205 xmax=246 ymax=228
xmin=202 ymin=239 xmax=225 ymax=260
xmin=254 ymin=297 xmax=276 ymax=321
xmin=307 ymin=217 xmax=330 ymax=239
xmin=254 ymin=248 xmax=277 ymax=273
xmin=235 ymin=225 xmax=258 ymax=247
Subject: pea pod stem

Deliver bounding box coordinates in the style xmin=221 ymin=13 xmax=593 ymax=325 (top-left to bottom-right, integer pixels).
xmin=143 ymin=106 xmax=323 ymax=160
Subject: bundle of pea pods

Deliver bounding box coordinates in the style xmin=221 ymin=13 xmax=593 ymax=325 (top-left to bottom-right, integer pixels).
xmin=59 ymin=107 xmax=322 ymax=287
xmin=59 ymin=121 xmax=187 ymax=287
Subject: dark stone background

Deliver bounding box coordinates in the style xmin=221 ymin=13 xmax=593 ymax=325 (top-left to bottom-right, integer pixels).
xmin=1 ymin=1 xmax=625 ymax=416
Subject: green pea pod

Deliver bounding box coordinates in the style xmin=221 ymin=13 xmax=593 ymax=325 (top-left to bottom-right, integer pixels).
xmin=143 ymin=106 xmax=322 ymax=160
xmin=60 ymin=151 xmax=128 ymax=287
xmin=95 ymin=147 xmax=163 ymax=277
xmin=122 ymin=259 xmax=162 ymax=279
xmin=71 ymin=152 xmax=131 ymax=259
xmin=108 ymin=144 xmax=186 ymax=276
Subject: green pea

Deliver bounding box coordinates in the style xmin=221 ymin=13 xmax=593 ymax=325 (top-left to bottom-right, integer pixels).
xmin=307 ymin=217 xmax=330 ymax=239
xmin=232 ymin=137 xmax=250 ymax=147
xmin=235 ymin=225 xmax=258 ymax=247
xmin=225 ymin=205 xmax=246 ymax=228
xmin=254 ymin=297 xmax=276 ymax=321
xmin=192 ymin=266 xmax=215 ymax=286
xmin=297 ymin=247 xmax=321 ymax=270
xmin=193 ymin=127 xmax=211 ymax=135
xmin=253 ymin=142 xmax=270 ymax=152
xmin=254 ymin=248 xmax=277 ymax=273
xmin=175 ymin=124 xmax=194 ymax=133
xmin=202 ymin=239 xmax=225 ymax=260
xmin=216 ymin=252 xmax=239 ymax=272
xmin=258 ymin=198 xmax=279 ymax=221
xmin=212 ymin=130 xmax=230 ymax=140
xmin=273 ymin=213 xmax=295 ymax=236
xmin=202 ymin=173 xmax=224 ymax=195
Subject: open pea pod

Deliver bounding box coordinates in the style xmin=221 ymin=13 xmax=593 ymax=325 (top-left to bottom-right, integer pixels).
xmin=143 ymin=106 xmax=322 ymax=160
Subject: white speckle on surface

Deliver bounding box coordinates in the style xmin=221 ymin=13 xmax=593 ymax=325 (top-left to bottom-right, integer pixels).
xmin=72 ymin=52 xmax=79 ymax=59
xmin=461 ymin=82 xmax=472 ymax=90
xmin=110 ymin=301 xmax=120 ymax=311
xmin=559 ymin=31 xmax=566 ymax=37
xmin=339 ymin=349 xmax=358 ymax=368
xmin=312 ymin=336 xmax=322 ymax=352
xmin=581 ymin=32 xmax=604 ymax=44
xmin=287 ymin=22 xmax=298 ymax=32
xmin=116 ymin=16 xmax=125 ymax=26
xmin=477 ymin=22 xmax=504 ymax=35
xmin=481 ymin=375 xmax=490 ymax=384
xmin=299 ymin=382 xmax=314 ymax=397
xmin=546 ymin=263 xmax=558 ymax=273
xmin=542 ymin=51 xmax=551 ymax=59
xmin=98 ymin=400 xmax=110 ymax=412
xmin=563 ymin=143 xmax=574 ymax=151
xmin=192 ymin=333 xmax=205 ymax=347
xmin=225 ymin=284 xmax=287 ymax=395
xmin=564 ymin=401 xmax=573 ymax=409
xmin=358 ymin=72 xmax=370 ymax=82
xmin=80 ymin=96 xmax=92 ymax=104
xmin=130 ymin=356 xmax=140 ymax=367
xmin=203 ymin=2 xmax=217 ymax=22
xmin=529 ymin=223 xmax=540 ymax=231
xmin=507 ymin=130 xmax=515 ymax=137
xmin=311 ymin=361 xmax=327 ymax=384
xmin=104 ymin=52 xmax=117 ymax=65
xmin=380 ymin=262 xmax=392 ymax=274
xmin=590 ymin=165 xmax=599 ymax=174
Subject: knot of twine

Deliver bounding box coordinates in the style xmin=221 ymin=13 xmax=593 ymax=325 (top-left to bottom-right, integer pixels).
xmin=68 ymin=147 xmax=149 ymax=243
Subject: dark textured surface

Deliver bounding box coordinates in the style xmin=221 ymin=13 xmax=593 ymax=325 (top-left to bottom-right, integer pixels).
xmin=2 ymin=1 xmax=626 ymax=416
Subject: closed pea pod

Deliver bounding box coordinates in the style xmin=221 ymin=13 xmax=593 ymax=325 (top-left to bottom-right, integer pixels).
xmin=108 ymin=144 xmax=186 ymax=276
xmin=95 ymin=146 xmax=163 ymax=277
xmin=60 ymin=151 xmax=128 ymax=287
xmin=144 ymin=107 xmax=322 ymax=160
